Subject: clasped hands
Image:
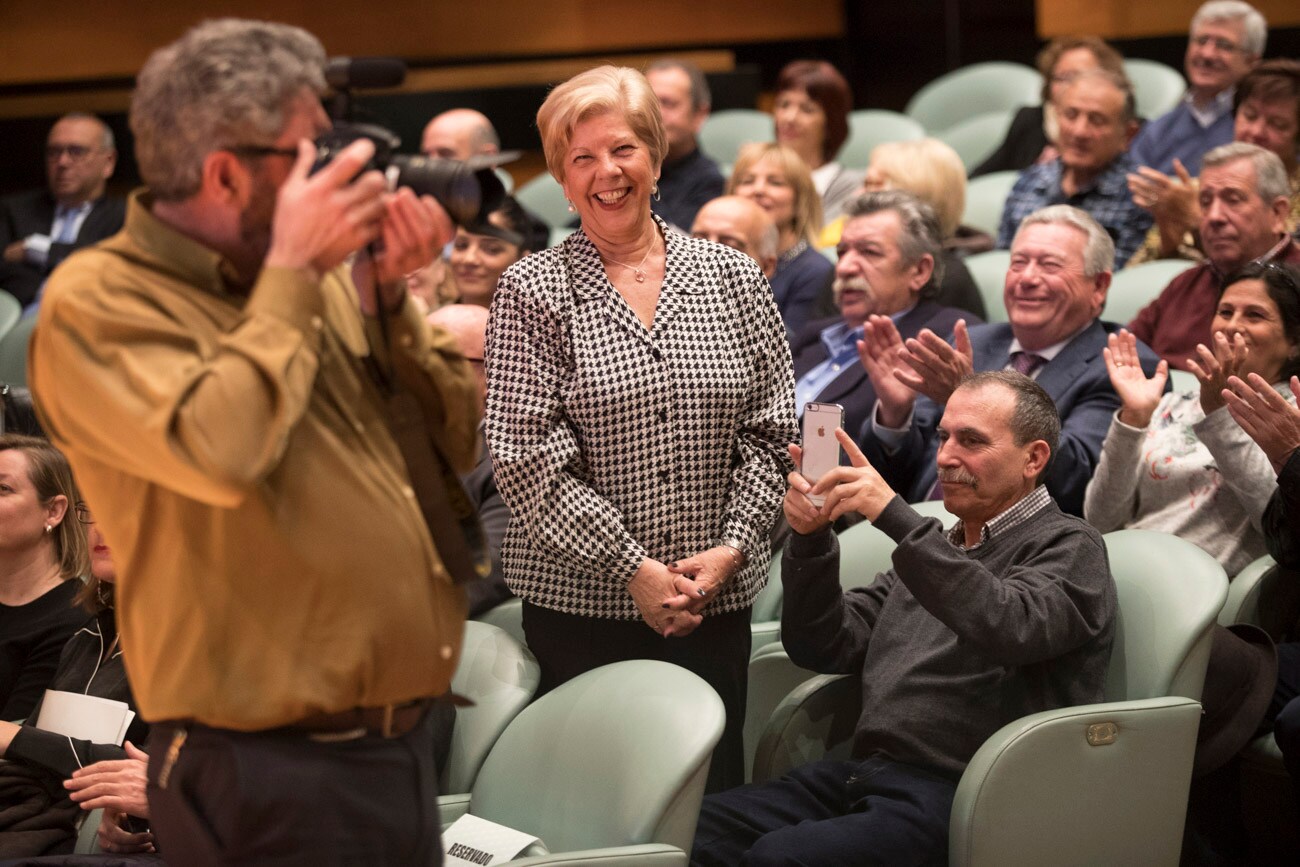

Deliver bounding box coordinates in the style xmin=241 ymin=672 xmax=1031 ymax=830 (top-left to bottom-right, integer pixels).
xmin=265 ymin=137 xmax=454 ymax=316
xmin=857 ymin=316 xmax=974 ymax=427
xmin=629 ymin=545 xmax=743 ymax=638
xmin=63 ymin=740 xmax=154 ymax=854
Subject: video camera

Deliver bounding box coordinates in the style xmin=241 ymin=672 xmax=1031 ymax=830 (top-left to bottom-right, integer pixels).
xmin=314 ymin=56 xmax=508 ymax=228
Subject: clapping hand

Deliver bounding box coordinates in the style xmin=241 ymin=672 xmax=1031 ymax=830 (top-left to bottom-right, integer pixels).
xmin=1223 ymin=373 xmax=1300 ymax=474
xmin=1188 ymin=331 xmax=1249 ymax=416
xmin=857 ymin=315 xmax=918 ymax=428
xmin=893 ymin=319 xmax=974 ymax=407
xmin=1104 ymin=329 xmax=1168 ymax=428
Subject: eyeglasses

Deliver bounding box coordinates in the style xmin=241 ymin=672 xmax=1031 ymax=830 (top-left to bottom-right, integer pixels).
xmin=1191 ymin=34 xmax=1248 ymax=54
xmin=45 ymin=144 xmax=98 ymax=162
xmin=75 ymin=503 xmax=95 ymax=525
xmin=1262 ymin=261 xmax=1300 ymax=291
xmin=225 ymin=144 xmax=301 ymax=161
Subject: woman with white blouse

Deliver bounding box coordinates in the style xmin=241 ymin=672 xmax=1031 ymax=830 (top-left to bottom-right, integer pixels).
xmin=1084 ymin=262 xmax=1300 ymax=574
xmin=484 ymin=66 xmax=796 ymax=792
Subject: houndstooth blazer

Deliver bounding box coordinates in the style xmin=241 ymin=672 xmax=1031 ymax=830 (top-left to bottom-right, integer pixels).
xmin=484 ymin=219 xmax=797 ymax=619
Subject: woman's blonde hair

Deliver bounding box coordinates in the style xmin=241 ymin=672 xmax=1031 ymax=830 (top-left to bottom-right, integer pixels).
xmin=866 ymin=138 xmax=967 ymax=239
xmin=727 ymin=142 xmax=823 ymax=245
xmin=0 ymin=434 xmax=88 ymax=581
xmin=536 ymin=65 xmax=668 ymax=184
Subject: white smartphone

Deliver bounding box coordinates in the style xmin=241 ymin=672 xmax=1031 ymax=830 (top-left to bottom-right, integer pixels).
xmin=801 ymin=402 xmax=844 ymax=507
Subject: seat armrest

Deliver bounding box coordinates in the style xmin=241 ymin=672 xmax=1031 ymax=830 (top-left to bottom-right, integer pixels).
xmin=1219 ymin=554 xmax=1276 ymax=628
xmin=751 ymin=672 xmax=859 ymax=783
xmin=951 ymin=696 xmax=1201 ymax=867
xmin=438 ymin=793 xmax=472 ymax=827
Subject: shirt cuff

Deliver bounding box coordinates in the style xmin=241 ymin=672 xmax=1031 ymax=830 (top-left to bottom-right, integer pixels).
xmin=22 ymin=234 xmax=50 ymax=267
xmin=871 ymin=400 xmax=913 ymax=452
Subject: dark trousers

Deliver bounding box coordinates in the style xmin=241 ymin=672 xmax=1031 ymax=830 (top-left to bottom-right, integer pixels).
xmin=522 ymin=601 xmax=751 ymax=793
xmin=691 ymin=757 xmax=956 ymax=867
xmin=1270 ymin=641 xmax=1300 ymax=798
xmin=145 ymin=709 xmax=443 ymax=867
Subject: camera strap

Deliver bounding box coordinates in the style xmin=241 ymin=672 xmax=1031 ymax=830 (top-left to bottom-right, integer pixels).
xmin=383 ymin=388 xmax=491 ymax=587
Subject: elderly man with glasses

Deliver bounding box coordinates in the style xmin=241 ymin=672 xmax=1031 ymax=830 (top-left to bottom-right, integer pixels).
xmin=0 ymin=113 xmax=125 ymax=307
xmin=1127 ymin=1 xmax=1266 ymax=177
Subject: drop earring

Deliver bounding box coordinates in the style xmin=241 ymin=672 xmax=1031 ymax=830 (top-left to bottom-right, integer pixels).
xmin=566 ymin=199 xmax=576 ymax=213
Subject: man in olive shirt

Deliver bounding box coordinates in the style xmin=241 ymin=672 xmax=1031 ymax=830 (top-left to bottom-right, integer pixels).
xmin=28 ymin=19 xmax=477 ymax=865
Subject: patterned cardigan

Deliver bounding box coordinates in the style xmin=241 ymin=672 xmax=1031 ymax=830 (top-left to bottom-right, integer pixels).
xmin=484 ymin=219 xmax=797 ymax=619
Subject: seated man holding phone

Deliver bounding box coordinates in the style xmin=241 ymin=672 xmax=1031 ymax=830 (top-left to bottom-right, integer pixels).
xmin=691 ymin=371 xmax=1117 ymax=866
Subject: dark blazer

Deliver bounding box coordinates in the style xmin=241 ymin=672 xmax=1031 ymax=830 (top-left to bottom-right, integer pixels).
xmin=0 ymin=191 xmax=126 ymax=305
xmin=792 ymin=301 xmax=972 ymax=440
xmin=461 ymin=444 xmax=514 ymax=618
xmin=969 ymin=104 xmax=1048 ymax=179
xmin=858 ymin=319 xmax=1163 ymax=517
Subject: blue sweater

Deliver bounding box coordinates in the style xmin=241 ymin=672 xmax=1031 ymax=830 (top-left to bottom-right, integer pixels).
xmin=1129 ymin=100 xmax=1235 ymax=176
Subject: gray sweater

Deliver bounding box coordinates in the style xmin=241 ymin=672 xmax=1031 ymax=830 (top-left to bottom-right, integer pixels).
xmin=781 ymin=496 xmax=1116 ymax=780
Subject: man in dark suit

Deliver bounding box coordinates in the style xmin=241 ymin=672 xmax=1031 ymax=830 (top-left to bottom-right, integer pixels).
xmin=791 ymin=190 xmax=971 ymax=440
xmin=858 ymin=204 xmax=1162 ymax=516
xmin=0 ymin=113 xmax=125 ymax=306
xmin=427 ymin=302 xmax=512 ymax=618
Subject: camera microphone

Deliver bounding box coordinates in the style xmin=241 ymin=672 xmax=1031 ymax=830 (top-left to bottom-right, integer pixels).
xmin=325 ymin=57 xmax=407 ymax=91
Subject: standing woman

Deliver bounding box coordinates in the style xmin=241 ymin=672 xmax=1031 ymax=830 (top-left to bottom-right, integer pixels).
xmin=773 ymin=60 xmax=861 ymax=222
xmin=729 ymin=142 xmax=832 ymax=336
xmin=0 ymin=503 xmax=154 ymax=857
xmin=0 ymin=434 xmax=88 ymax=722
xmin=486 ymin=66 xmax=796 ymax=792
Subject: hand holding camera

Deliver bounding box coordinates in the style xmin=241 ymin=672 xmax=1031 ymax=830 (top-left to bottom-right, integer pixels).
xmin=265 ymin=137 xmax=388 ymax=279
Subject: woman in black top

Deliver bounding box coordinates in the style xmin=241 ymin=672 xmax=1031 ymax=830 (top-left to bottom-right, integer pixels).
xmin=0 ymin=435 xmax=88 ymax=723
xmin=0 ymin=501 xmax=152 ymax=857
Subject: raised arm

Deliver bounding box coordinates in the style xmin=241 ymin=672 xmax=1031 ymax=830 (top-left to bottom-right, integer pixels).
xmin=1084 ymin=329 xmax=1171 ymax=530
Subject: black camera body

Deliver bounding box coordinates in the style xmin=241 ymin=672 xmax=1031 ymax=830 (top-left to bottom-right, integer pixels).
xmin=314 ymin=58 xmax=506 ymax=229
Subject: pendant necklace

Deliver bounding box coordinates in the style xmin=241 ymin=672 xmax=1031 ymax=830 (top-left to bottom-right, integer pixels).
xmin=602 ymin=238 xmax=658 ymax=283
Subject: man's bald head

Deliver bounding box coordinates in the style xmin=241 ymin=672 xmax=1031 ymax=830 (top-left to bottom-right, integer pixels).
xmin=691 ymin=195 xmax=779 ymax=278
xmin=421 ymin=109 xmax=500 ymax=161
xmin=427 ymin=303 xmax=489 ymax=409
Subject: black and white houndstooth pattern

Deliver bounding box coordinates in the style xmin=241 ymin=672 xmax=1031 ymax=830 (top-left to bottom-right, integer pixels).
xmin=484 ymin=217 xmax=797 ymax=619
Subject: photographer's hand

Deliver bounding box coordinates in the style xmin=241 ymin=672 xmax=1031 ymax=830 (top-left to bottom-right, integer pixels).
xmin=264 ymin=138 xmax=388 ymax=279
xmin=355 ymin=190 xmax=454 ymax=316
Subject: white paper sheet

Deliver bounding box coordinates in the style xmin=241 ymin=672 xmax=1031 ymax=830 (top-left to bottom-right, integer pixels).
xmin=33 ymin=690 xmax=132 ymax=745
xmin=443 ymin=813 xmax=544 ymax=865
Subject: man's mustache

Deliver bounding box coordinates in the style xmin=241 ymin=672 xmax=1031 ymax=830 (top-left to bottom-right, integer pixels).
xmin=937 ymin=468 xmax=978 ymax=487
